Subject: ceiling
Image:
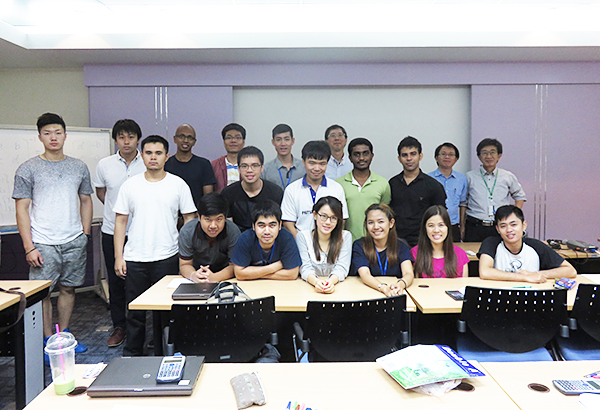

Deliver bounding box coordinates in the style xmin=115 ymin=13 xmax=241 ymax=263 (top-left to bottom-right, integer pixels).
xmin=2 ymin=0 xmax=600 ymax=69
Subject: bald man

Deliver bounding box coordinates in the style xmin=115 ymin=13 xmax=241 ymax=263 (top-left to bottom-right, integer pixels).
xmin=165 ymin=124 xmax=216 ymax=206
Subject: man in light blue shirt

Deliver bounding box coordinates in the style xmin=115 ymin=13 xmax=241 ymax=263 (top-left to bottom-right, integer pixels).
xmin=428 ymin=142 xmax=467 ymax=242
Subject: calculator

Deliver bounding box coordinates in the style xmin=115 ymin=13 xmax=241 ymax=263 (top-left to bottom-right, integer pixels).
xmin=156 ymin=356 xmax=186 ymax=383
xmin=552 ymin=379 xmax=600 ymax=395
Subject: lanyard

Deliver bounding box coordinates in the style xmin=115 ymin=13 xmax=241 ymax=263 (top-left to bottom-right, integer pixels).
xmin=278 ymin=167 xmax=294 ymax=188
xmin=257 ymin=236 xmax=275 ymax=265
xmin=480 ymin=168 xmax=498 ymax=197
xmin=376 ymin=249 xmax=388 ymax=276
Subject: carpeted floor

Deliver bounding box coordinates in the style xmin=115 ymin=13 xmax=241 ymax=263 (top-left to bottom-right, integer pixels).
xmin=0 ymin=291 xmax=153 ymax=410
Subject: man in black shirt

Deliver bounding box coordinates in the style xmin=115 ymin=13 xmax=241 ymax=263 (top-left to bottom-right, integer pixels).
xmin=222 ymin=146 xmax=284 ymax=232
xmin=389 ymin=136 xmax=446 ymax=246
xmin=165 ymin=124 xmax=216 ymax=207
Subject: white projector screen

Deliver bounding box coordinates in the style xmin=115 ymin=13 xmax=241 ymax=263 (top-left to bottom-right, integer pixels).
xmin=233 ymin=86 xmax=471 ymax=180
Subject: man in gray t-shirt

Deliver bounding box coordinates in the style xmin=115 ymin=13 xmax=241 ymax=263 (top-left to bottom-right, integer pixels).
xmin=12 ymin=113 xmax=93 ymax=345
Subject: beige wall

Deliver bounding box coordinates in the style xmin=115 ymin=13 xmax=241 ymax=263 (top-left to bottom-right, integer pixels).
xmin=0 ymin=69 xmax=88 ymax=127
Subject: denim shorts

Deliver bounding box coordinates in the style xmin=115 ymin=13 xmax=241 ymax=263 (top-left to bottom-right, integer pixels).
xmin=30 ymin=233 xmax=88 ymax=292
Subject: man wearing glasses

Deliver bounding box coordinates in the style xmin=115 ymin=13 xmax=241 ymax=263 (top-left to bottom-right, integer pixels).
xmin=165 ymin=124 xmax=215 ymax=207
xmin=324 ymin=124 xmax=353 ymax=180
xmin=212 ymin=123 xmax=246 ymax=193
xmin=428 ymin=142 xmax=468 ymax=242
xmin=461 ymin=138 xmax=526 ymax=242
xmin=221 ymin=146 xmax=284 ymax=232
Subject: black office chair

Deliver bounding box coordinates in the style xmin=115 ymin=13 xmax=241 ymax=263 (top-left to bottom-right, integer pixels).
xmin=457 ymin=286 xmax=568 ymax=362
xmin=293 ymin=295 xmax=409 ymax=362
xmin=163 ymin=296 xmax=277 ymax=362
xmin=556 ymin=283 xmax=600 ymax=360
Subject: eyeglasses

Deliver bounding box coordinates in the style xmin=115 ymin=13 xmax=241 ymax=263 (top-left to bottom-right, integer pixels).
xmin=176 ymin=134 xmax=196 ymax=142
xmin=224 ymin=136 xmax=244 ymax=141
xmin=480 ymin=150 xmax=498 ymax=157
xmin=239 ymin=163 xmax=261 ymax=171
xmin=438 ymin=152 xmax=456 ymax=157
xmin=316 ymin=212 xmax=338 ymax=223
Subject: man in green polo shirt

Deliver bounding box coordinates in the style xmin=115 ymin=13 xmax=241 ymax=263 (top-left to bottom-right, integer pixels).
xmin=337 ymin=137 xmax=391 ymax=240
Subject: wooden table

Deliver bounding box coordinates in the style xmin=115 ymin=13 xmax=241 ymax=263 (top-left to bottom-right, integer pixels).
xmin=406 ymin=275 xmax=593 ymax=314
xmin=481 ymin=360 xmax=600 ymax=410
xmin=0 ymin=280 xmax=51 ymax=409
xmin=130 ymin=275 xmax=416 ymax=312
xmin=25 ymin=362 xmax=518 ymax=410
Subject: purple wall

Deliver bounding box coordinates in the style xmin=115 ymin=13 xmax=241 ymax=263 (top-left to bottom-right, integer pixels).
xmin=86 ymin=62 xmax=600 ymax=244
xmin=89 ymin=86 xmax=232 ymax=159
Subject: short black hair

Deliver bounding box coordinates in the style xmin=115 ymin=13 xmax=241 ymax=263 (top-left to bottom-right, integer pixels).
xmin=238 ymin=146 xmax=264 ymax=166
xmin=494 ymin=205 xmax=524 ymax=226
xmin=348 ymin=137 xmax=373 ymax=156
xmin=324 ymin=124 xmax=347 ymax=140
xmin=477 ymin=138 xmax=503 ymax=156
xmin=221 ymin=123 xmax=246 ymax=140
xmin=434 ymin=142 xmax=459 ymax=160
xmin=141 ymin=135 xmax=169 ymax=152
xmin=37 ymin=113 xmax=65 ymax=133
xmin=272 ymin=123 xmax=293 ymax=139
xmin=112 ymin=119 xmax=142 ymax=141
xmin=397 ymin=136 xmax=422 ymax=155
xmin=302 ymin=140 xmax=331 ymax=161
xmin=251 ymin=200 xmax=282 ymax=224
xmin=197 ymin=192 xmax=229 ymax=217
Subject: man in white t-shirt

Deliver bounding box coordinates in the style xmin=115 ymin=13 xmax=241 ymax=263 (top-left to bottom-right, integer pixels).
xmin=281 ymin=140 xmax=348 ymax=237
xmin=113 ymin=135 xmax=197 ymax=356
xmin=478 ymin=205 xmax=576 ymax=283
xmin=94 ymin=119 xmax=146 ymax=348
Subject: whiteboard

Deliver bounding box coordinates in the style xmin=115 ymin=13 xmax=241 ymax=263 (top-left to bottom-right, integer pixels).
xmin=233 ymin=86 xmax=471 ymax=179
xmin=0 ymin=125 xmax=113 ymax=229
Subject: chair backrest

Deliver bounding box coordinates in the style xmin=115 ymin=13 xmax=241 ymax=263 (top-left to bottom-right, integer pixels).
xmin=304 ymin=295 xmax=407 ymax=362
xmin=461 ymin=286 xmax=568 ymax=353
xmin=571 ymin=283 xmax=600 ymax=342
xmin=169 ymin=296 xmax=276 ymax=362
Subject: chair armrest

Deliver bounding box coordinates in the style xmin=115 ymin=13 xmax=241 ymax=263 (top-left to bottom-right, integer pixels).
xmin=269 ymin=332 xmax=278 ymax=346
xmin=292 ymin=322 xmax=310 ymax=362
xmin=457 ymin=320 xmax=467 ymax=333
xmin=163 ymin=323 xmax=175 ymax=356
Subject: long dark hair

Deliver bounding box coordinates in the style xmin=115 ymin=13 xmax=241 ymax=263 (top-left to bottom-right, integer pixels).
xmin=414 ymin=205 xmax=458 ymax=278
xmin=362 ymin=203 xmax=399 ymax=267
xmin=312 ymin=196 xmax=344 ymax=264
xmin=193 ymin=193 xmax=229 ymax=253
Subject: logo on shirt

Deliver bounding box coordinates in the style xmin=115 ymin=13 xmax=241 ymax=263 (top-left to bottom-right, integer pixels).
xmin=507 ymin=259 xmax=523 ymax=273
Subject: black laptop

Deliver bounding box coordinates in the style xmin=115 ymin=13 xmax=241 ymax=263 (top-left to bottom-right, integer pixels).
xmin=171 ymin=282 xmax=219 ymax=300
xmin=87 ymin=356 xmax=205 ymax=397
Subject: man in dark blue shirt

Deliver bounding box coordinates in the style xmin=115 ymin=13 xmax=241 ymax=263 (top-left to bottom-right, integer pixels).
xmin=231 ymin=200 xmax=301 ymax=280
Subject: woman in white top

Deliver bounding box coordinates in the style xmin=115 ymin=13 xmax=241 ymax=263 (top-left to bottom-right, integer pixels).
xmin=296 ymin=196 xmax=352 ymax=293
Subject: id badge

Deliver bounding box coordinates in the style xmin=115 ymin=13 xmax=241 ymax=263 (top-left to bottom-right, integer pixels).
xmin=488 ymin=204 xmax=495 ymax=218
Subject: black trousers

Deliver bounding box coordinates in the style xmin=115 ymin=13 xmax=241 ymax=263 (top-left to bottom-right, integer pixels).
xmin=123 ymin=254 xmax=179 ymax=356
xmin=101 ymin=233 xmax=127 ymax=329
xmin=464 ymin=217 xmax=500 ymax=242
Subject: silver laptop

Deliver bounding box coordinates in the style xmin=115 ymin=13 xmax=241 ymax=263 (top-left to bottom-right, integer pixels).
xmin=87 ymin=356 xmax=205 ymax=397
xmin=172 ymin=282 xmax=219 ymax=300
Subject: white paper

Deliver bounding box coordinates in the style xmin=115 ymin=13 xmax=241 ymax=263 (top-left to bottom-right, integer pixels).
xmin=582 ymin=274 xmax=600 ymax=285
xmin=578 ymin=393 xmax=600 ymax=409
xmin=167 ymin=278 xmax=193 ymax=289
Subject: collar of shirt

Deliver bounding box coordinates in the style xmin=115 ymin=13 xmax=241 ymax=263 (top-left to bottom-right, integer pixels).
xmin=399 ymin=169 xmax=424 ymax=185
xmin=274 ymin=155 xmax=299 ymax=170
xmin=479 ymin=164 xmax=498 ymax=176
xmin=351 ymin=172 xmax=372 ymax=188
xmin=302 ymin=175 xmax=328 ymax=188
xmin=432 ymin=167 xmax=457 ymax=179
xmin=118 ymin=150 xmax=142 ymax=165
xmin=330 ymin=155 xmax=349 ymax=167
xmin=225 ymin=157 xmax=236 ymax=168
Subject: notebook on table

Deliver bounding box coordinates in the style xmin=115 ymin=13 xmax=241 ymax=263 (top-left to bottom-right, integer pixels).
xmin=171 ymin=282 xmax=219 ymax=300
xmin=87 ymin=356 xmax=205 ymax=397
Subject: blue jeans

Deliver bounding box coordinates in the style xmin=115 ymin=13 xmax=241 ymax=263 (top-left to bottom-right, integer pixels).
xmin=123 ymin=254 xmax=179 ymax=356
